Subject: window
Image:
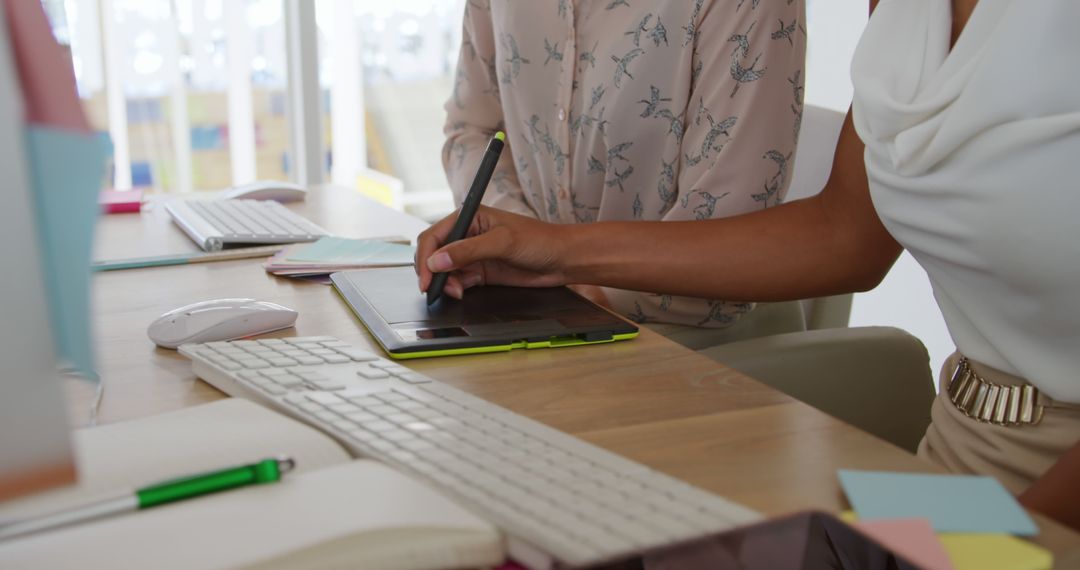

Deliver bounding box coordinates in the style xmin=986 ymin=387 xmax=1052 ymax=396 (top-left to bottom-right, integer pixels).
xmin=43 ymin=0 xmax=464 ymax=220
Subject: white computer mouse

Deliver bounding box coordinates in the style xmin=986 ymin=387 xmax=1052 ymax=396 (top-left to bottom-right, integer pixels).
xmin=219 ymin=180 xmax=307 ymax=202
xmin=147 ymin=298 xmax=298 ymax=349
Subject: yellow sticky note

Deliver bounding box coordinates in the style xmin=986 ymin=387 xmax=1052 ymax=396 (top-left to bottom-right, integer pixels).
xmin=938 ymin=534 xmax=1052 ymax=570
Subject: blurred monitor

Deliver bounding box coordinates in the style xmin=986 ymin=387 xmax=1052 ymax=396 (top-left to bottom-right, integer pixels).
xmin=0 ymin=3 xmax=76 ymax=503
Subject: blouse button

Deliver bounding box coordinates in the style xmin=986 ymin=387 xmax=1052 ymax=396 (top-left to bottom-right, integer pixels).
xmin=557 ymin=108 xmax=566 ymax=122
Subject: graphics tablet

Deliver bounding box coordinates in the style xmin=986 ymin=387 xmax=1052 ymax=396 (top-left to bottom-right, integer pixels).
xmin=330 ymin=267 xmax=638 ymax=359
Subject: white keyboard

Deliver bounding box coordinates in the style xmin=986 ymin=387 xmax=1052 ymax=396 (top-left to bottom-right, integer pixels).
xmin=179 ymin=337 xmax=760 ymax=569
xmin=165 ymin=199 xmax=327 ymax=251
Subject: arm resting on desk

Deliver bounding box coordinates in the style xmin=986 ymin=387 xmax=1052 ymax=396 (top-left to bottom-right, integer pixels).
xmin=1021 ymin=440 xmax=1080 ymax=533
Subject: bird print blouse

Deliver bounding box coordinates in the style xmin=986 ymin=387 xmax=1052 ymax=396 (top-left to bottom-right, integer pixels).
xmin=443 ymin=0 xmax=806 ymax=327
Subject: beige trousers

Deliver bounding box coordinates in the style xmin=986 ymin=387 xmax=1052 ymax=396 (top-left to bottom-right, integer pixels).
xmin=917 ymin=353 xmax=1080 ymax=495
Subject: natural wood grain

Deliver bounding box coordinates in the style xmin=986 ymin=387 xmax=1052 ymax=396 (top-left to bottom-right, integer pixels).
xmin=81 ymin=185 xmax=1080 ymax=565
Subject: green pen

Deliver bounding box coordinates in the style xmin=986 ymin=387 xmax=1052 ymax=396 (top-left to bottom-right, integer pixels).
xmin=0 ymin=457 xmax=294 ymax=541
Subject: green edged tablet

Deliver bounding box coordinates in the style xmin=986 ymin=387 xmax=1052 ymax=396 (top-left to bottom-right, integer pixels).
xmin=331 ymin=267 xmax=638 ymax=359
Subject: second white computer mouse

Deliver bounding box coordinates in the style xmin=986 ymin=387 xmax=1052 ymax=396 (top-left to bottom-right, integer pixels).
xmin=219 ymin=180 xmax=308 ymax=202
xmin=147 ymin=298 xmax=298 ymax=349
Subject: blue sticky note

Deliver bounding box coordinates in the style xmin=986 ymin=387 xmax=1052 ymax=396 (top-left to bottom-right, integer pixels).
xmin=838 ymin=470 xmax=1038 ymax=536
xmin=24 ymin=127 xmax=110 ymax=380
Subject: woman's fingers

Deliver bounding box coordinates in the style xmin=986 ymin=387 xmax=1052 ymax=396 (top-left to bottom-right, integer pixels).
xmin=415 ymin=209 xmax=462 ymax=292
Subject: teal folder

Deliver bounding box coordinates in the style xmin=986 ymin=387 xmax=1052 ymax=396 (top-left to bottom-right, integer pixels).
xmin=24 ymin=127 xmax=110 ymax=379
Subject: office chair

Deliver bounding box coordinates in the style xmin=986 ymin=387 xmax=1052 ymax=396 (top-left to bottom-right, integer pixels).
xmin=701 ymin=326 xmax=936 ymax=453
xmin=672 ymin=105 xmax=853 ymax=348
xmin=696 ymin=106 xmax=937 ymax=453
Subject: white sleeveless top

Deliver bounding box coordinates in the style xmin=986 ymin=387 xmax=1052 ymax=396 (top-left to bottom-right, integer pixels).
xmin=851 ymin=0 xmax=1080 ymax=403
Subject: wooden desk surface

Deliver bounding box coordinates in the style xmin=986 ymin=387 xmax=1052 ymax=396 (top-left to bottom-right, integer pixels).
xmin=82 ymin=185 xmax=1080 ymax=565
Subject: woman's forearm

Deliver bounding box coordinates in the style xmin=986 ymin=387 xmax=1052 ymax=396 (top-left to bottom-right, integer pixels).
xmin=559 ymin=112 xmax=903 ymax=302
xmin=561 ymin=196 xmax=899 ymax=302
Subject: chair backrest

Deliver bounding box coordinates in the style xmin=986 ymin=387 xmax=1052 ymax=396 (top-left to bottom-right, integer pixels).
xmin=788 ymin=105 xmax=852 ymax=329
xmin=787 ymin=104 xmax=847 ymax=201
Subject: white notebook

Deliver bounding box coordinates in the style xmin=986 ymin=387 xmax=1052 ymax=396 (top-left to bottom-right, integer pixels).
xmin=0 ymin=399 xmax=503 ymax=570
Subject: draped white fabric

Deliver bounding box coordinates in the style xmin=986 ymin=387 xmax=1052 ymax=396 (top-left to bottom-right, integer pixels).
xmin=851 ymin=0 xmax=1080 ymax=402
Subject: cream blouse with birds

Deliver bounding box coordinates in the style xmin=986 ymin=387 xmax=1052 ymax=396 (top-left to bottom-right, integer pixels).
xmin=443 ymin=0 xmax=806 ymax=327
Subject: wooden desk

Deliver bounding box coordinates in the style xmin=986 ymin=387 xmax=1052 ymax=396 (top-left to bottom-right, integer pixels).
xmin=83 ymin=185 xmax=1080 ymax=565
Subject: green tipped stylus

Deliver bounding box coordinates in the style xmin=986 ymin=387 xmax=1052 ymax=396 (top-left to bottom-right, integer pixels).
xmin=0 ymin=457 xmax=295 ymax=541
xmin=427 ymin=131 xmax=506 ymax=305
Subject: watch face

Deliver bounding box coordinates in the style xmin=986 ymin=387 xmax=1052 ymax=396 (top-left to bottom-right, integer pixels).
xmin=588 ymin=512 xmax=924 ymax=570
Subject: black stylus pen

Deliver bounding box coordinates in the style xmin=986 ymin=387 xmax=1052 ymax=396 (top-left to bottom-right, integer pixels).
xmin=427 ymin=131 xmax=506 ymax=305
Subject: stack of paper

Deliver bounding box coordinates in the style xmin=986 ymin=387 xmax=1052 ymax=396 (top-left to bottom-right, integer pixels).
xmin=264 ymin=236 xmax=414 ymax=281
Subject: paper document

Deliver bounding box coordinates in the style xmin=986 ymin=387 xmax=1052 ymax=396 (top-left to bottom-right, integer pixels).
xmin=264 ymin=236 xmax=414 ymax=278
xmin=286 ymin=236 xmax=414 ymax=265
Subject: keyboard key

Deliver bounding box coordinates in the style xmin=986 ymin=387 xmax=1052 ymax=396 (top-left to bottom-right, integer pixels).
xmin=399 ymin=439 xmax=436 ymax=452
xmin=330 ymin=419 xmax=355 ymax=431
xmin=366 ymin=404 xmax=400 ymax=416
xmin=395 ymin=372 xmax=431 ymax=384
xmin=380 ymin=431 xmax=412 ymax=444
xmin=344 ymin=411 xmax=378 ymax=423
xmin=286 ymin=336 xmax=336 ymax=344
xmin=268 ymin=357 xmax=299 ymax=367
xmin=402 ymin=421 xmax=436 ymax=433
xmin=348 ymin=396 xmax=382 ymax=407
xmin=364 ymin=421 xmax=398 ymax=433
xmin=376 ymin=392 xmax=410 ymax=403
xmin=322 ymin=354 xmax=350 ymax=364
xmin=357 ymin=368 xmax=389 ymax=380
xmin=385 ymin=413 xmax=418 ymax=424
xmin=337 ymin=348 xmax=379 ymax=361
xmin=306 ymin=392 xmax=343 ymax=404
xmin=328 ymin=402 xmax=360 ymax=414
xmin=258 ymin=384 xmax=286 ymax=395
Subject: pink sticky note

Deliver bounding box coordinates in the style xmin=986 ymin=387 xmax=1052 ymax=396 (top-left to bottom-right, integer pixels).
xmin=2 ymin=0 xmax=91 ymax=131
xmin=854 ymin=518 xmax=954 ymax=570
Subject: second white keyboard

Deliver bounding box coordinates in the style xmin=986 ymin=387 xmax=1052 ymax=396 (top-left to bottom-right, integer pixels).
xmin=165 ymin=199 xmax=327 ymax=251
xmin=179 ymin=336 xmax=760 ymax=569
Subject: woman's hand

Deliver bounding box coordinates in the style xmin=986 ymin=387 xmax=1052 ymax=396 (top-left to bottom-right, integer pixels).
xmin=415 ymin=206 xmax=573 ymax=299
